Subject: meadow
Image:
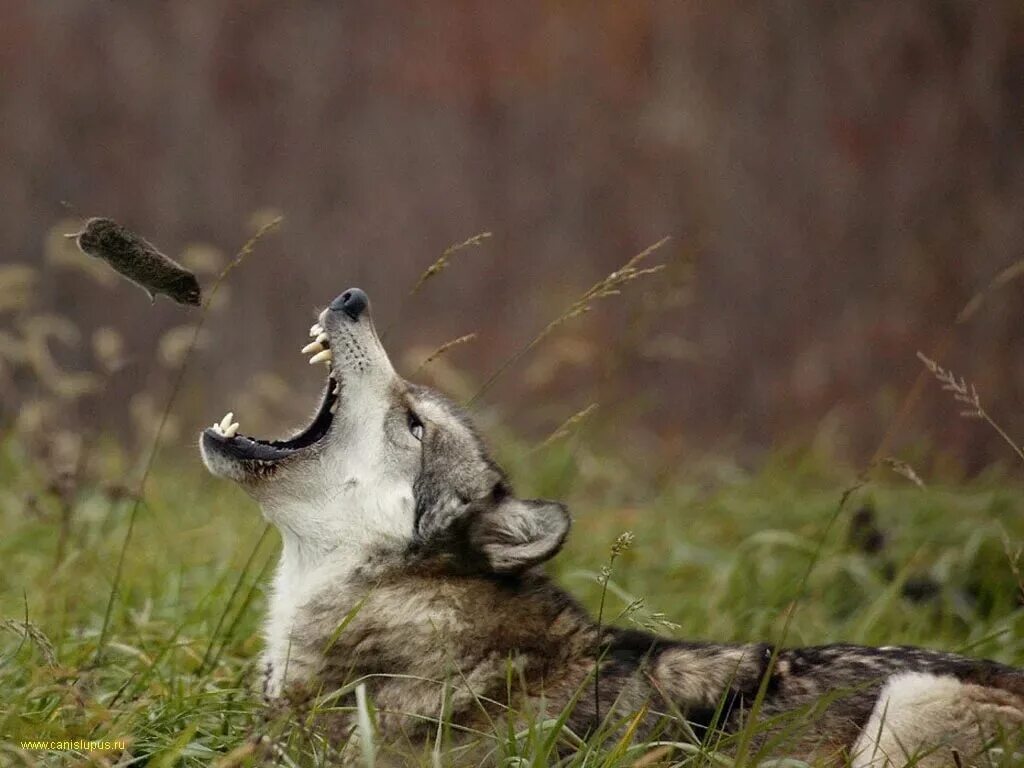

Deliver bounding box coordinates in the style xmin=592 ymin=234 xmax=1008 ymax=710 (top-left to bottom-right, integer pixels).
xmin=3 ymin=430 xmax=1024 ymax=766
xmin=1 ymin=226 xmax=1023 ymax=766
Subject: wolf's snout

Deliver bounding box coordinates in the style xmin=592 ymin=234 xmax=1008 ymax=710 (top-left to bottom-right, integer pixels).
xmin=330 ymin=288 xmax=369 ymax=320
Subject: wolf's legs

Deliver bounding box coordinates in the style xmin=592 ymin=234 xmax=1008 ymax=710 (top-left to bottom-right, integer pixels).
xmin=850 ymin=672 xmax=1024 ymax=768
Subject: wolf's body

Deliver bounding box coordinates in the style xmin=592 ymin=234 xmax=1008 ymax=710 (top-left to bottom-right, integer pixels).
xmin=201 ymin=288 xmax=1024 ymax=765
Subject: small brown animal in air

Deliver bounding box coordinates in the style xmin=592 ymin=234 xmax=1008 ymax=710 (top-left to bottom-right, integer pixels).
xmin=67 ymin=217 xmax=202 ymax=306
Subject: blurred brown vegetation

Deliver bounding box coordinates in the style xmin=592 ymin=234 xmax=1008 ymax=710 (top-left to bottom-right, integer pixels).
xmin=3 ymin=1 xmax=1024 ymax=469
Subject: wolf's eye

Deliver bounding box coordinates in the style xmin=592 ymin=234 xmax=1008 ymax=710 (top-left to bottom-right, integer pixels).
xmin=408 ymin=411 xmax=424 ymax=441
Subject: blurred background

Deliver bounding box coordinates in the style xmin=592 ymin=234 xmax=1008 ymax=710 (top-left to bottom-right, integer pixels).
xmin=3 ymin=1 xmax=1024 ymax=472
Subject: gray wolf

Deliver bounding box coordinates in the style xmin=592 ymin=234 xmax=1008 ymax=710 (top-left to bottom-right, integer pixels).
xmin=200 ymin=288 xmax=1024 ymax=765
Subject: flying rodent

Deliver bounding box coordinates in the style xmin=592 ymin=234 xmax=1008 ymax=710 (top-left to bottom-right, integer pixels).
xmin=66 ymin=217 xmax=202 ymax=306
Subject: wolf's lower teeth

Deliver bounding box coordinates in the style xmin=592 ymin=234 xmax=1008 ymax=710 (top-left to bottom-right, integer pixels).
xmin=210 ymin=324 xmax=338 ymax=458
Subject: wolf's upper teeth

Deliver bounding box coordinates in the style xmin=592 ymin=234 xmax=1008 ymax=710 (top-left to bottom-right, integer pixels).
xmin=330 ymin=401 xmax=339 ymax=414
xmin=309 ymin=323 xmax=323 ymax=337
xmin=219 ymin=412 xmax=235 ymax=431
xmin=302 ymin=341 xmax=324 ymax=355
xmin=316 ymin=332 xmax=329 ymax=344
xmin=222 ymin=422 xmax=240 ymax=438
xmin=309 ymin=349 xmax=332 ymax=365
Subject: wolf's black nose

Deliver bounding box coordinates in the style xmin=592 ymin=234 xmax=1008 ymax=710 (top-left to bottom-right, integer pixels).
xmin=330 ymin=288 xmax=369 ymax=320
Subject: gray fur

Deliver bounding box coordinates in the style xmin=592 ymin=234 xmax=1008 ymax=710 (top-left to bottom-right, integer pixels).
xmin=200 ymin=289 xmax=1024 ymax=763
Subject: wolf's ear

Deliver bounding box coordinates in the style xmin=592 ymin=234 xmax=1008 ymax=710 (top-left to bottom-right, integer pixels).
xmin=470 ymin=497 xmax=571 ymax=573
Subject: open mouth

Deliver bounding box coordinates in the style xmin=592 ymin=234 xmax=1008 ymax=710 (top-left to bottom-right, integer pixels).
xmin=202 ymin=320 xmax=339 ymax=463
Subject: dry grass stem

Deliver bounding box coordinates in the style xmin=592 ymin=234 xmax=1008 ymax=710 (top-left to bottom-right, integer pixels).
xmin=535 ymin=403 xmax=598 ymax=451
xmin=872 ymin=257 xmax=1024 ymax=467
xmin=595 ymin=531 xmax=634 ymax=724
xmin=217 ymin=216 xmax=284 ymax=295
xmin=956 ymin=258 xmax=1024 ymax=325
xmin=881 ymin=457 xmax=926 ymax=489
xmin=917 ymin=351 xmax=1024 ymax=467
xmin=413 ymin=333 xmax=477 ymax=375
xmin=410 ymin=232 xmax=492 ymax=297
xmin=469 ymin=238 xmax=669 ymax=404
xmin=0 ymin=617 xmax=57 ymax=665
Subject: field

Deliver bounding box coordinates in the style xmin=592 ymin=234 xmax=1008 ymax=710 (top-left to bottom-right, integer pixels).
xmin=2 ymin=228 xmax=1024 ymax=765
xmin=2 ymin=422 xmax=1023 ymax=765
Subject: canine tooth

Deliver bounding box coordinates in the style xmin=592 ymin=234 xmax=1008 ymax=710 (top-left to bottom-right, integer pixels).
xmin=309 ymin=323 xmax=323 ymax=337
xmin=309 ymin=349 xmax=332 ymax=365
xmin=302 ymin=341 xmax=324 ymax=355
xmin=219 ymin=412 xmax=234 ymax=431
xmin=223 ymin=422 xmax=239 ymax=438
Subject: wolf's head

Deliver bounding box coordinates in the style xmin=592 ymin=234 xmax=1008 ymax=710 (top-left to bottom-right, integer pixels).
xmin=200 ymin=289 xmax=569 ymax=575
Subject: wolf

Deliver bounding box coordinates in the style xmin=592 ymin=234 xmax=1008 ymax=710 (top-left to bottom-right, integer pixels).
xmin=200 ymin=288 xmax=1024 ymax=765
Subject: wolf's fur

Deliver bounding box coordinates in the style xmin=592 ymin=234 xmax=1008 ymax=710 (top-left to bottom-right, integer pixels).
xmin=851 ymin=672 xmax=1024 ymax=767
xmin=201 ymin=291 xmax=1024 ymax=764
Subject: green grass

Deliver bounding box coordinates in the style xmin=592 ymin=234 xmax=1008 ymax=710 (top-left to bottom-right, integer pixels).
xmin=1 ymin=433 xmax=1023 ymax=766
